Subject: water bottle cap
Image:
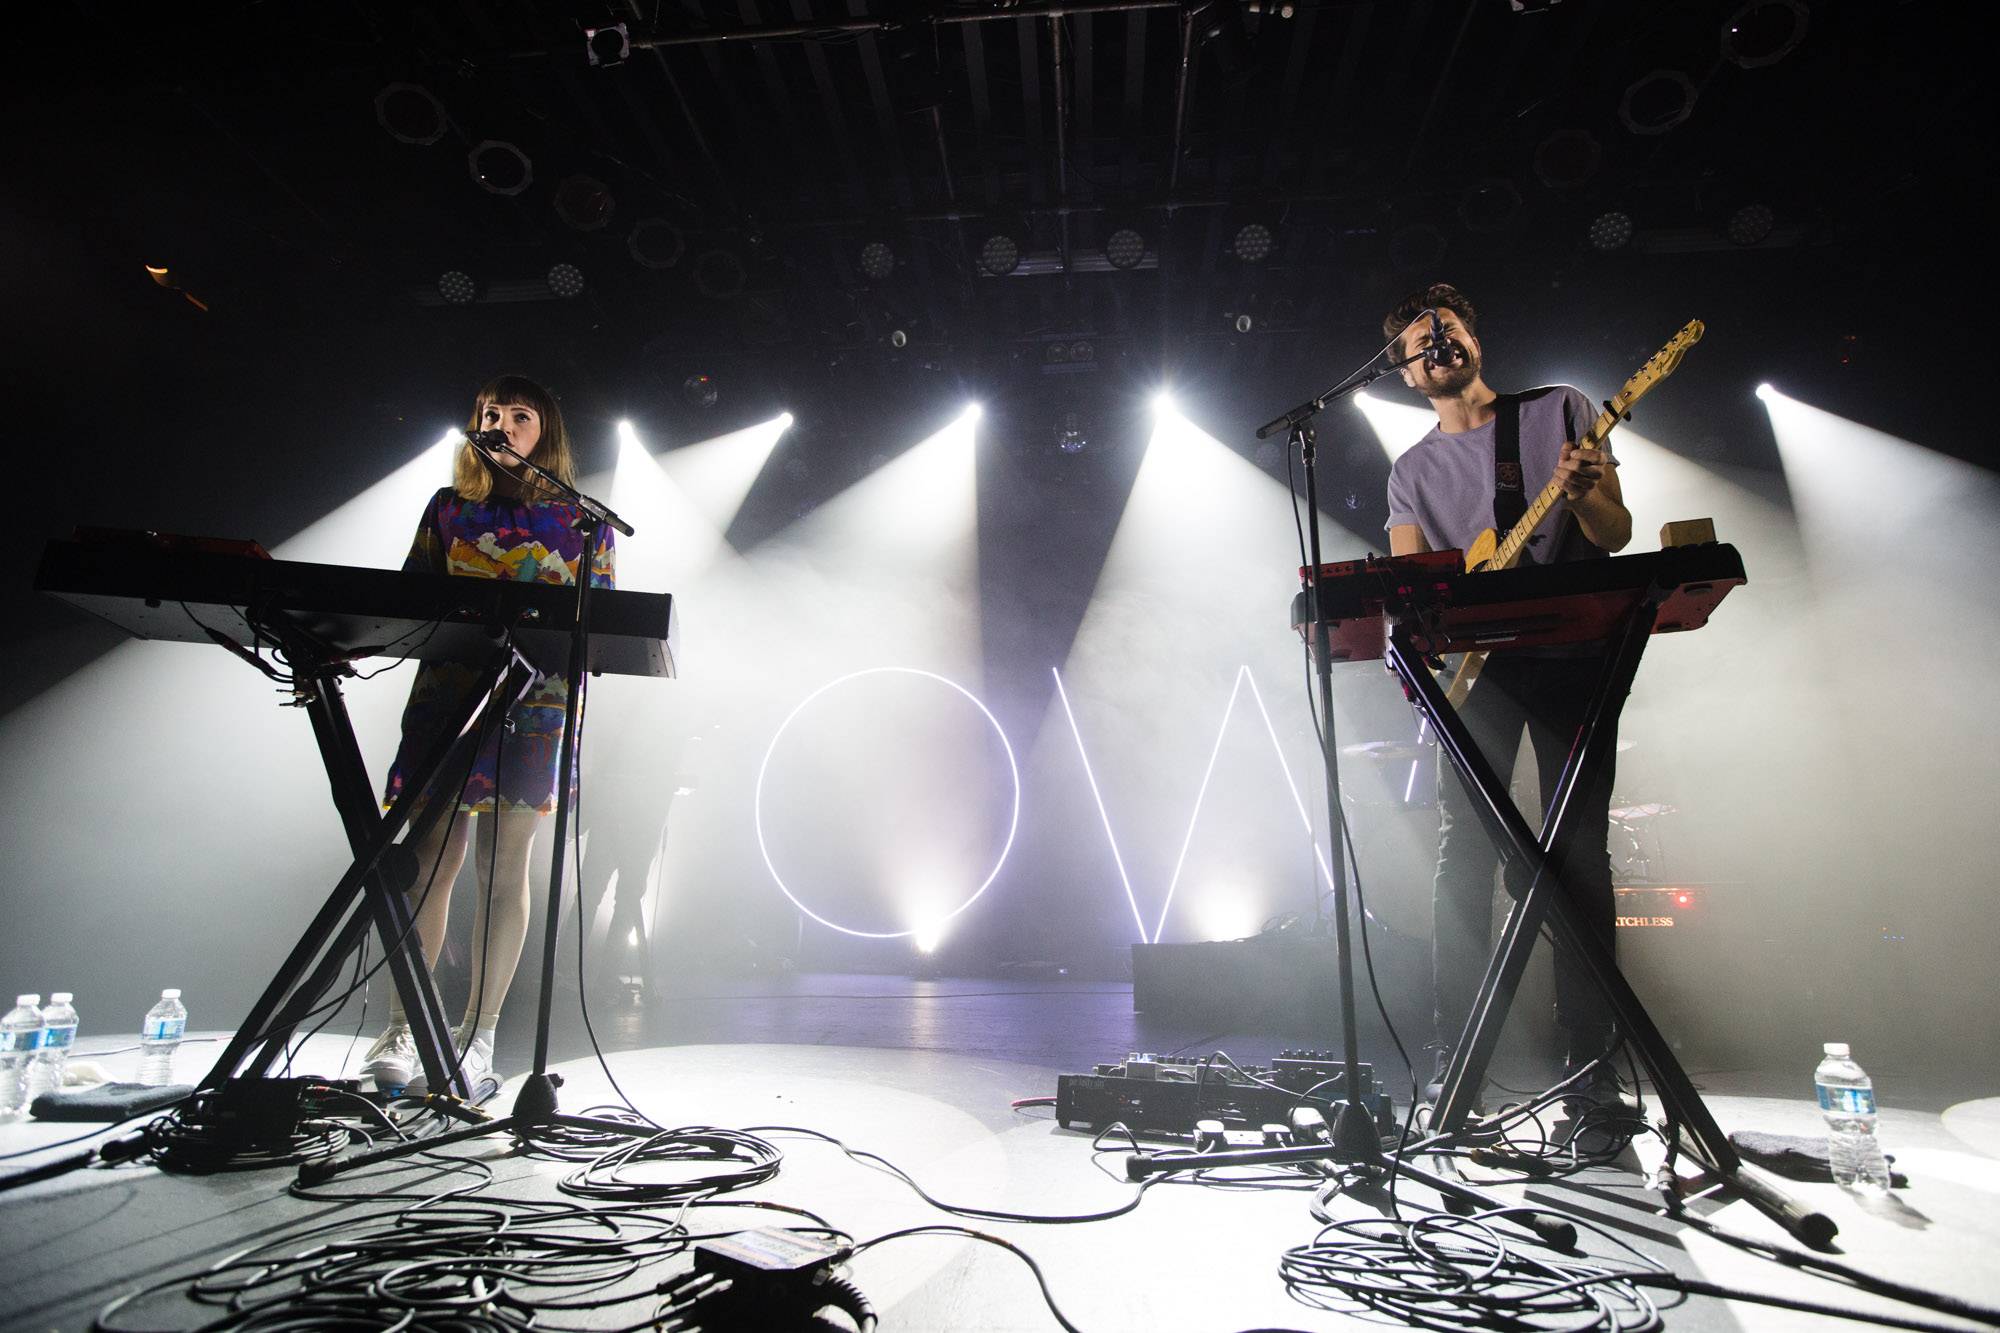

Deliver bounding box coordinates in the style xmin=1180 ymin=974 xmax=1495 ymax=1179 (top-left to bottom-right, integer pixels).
xmin=1823 ymin=1042 xmax=1850 ymax=1057
xmin=50 ymin=993 xmax=72 ymax=1004
xmin=15 ymin=995 xmax=39 ymax=1007
xmin=161 ymin=989 xmax=181 ymax=999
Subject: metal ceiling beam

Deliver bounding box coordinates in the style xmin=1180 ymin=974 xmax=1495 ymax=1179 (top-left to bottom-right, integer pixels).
xmin=1119 ymin=10 xmax=1148 ymax=191
xmin=1050 ymin=17 xmax=1072 ymax=271
xmin=1019 ymin=16 xmax=1048 ymax=207
xmin=790 ymin=0 xmax=866 ymax=210
xmin=963 ymin=23 xmax=1000 ymax=207
xmin=493 ymin=0 xmax=1182 ymax=56
xmin=1165 ymin=8 xmax=1197 ymax=196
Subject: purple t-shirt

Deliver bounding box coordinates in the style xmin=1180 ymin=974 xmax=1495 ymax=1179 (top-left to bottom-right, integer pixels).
xmin=1384 ymin=384 xmax=1609 ymax=565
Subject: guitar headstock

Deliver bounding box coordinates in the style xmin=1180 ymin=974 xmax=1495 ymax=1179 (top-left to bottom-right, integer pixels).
xmin=1609 ymin=319 xmax=1706 ymax=414
xmin=1648 ymin=319 xmax=1705 ymax=379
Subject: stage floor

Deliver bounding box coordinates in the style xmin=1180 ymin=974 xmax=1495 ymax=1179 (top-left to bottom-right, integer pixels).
xmin=3 ymin=975 xmax=1997 ymax=1331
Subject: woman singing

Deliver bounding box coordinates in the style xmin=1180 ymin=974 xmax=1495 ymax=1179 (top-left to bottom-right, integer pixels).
xmin=362 ymin=375 xmax=614 ymax=1097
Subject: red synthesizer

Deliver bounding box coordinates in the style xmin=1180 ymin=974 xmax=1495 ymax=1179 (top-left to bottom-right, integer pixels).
xmin=1289 ymin=543 xmax=1745 ymax=662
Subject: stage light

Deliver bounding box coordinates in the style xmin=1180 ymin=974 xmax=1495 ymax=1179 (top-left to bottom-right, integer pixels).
xmin=753 ymin=667 xmax=1021 ymax=940
xmin=1105 ymin=227 xmax=1147 ymax=270
xmin=547 ymin=262 xmax=586 ymax=299
xmin=978 ymin=233 xmax=1020 ymax=277
xmin=1725 ymin=203 xmax=1775 ymax=247
xmin=1723 ymin=0 xmax=1808 ymax=68
xmin=468 ymin=139 xmax=532 ymax=195
xmin=437 ymin=270 xmax=477 ymax=305
xmin=373 ymin=83 xmax=446 ymax=146
xmin=1533 ymin=128 xmax=1601 ymax=190
xmin=619 ymin=412 xmax=794 ymax=562
xmin=585 ymin=23 xmax=630 ymax=66
xmin=627 ymin=218 xmax=686 ymax=270
xmin=1755 ymin=382 xmax=1775 ymax=401
xmin=554 ymin=175 xmax=616 ymax=231
xmin=778 ymin=411 xmax=796 ymax=429
xmin=1151 ymin=391 xmax=1176 ymax=417
xmin=913 ymin=919 xmax=945 ymax=954
xmin=859 ymin=241 xmax=896 ymax=280
xmin=1676 ymin=891 xmax=1692 ymax=907
xmin=1231 ymin=222 xmax=1274 ymax=263
xmin=684 ymin=374 xmax=718 ymax=409
xmin=1619 ymin=69 xmax=1698 ymax=136
xmin=616 ymin=419 xmax=634 ymax=435
xmin=1193 ymin=897 xmax=1261 ymax=945
xmin=1588 ymin=210 xmax=1634 ymax=252
xmin=961 ymin=402 xmax=983 ymax=423
xmin=144 ymin=264 xmax=209 ymax=312
xmin=1351 ymin=390 xmax=1437 ymax=462
xmin=1056 ymin=411 xmax=1088 ymax=454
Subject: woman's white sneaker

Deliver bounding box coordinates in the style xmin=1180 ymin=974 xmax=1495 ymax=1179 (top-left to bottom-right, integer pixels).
xmin=360 ymin=1025 xmax=417 ymax=1092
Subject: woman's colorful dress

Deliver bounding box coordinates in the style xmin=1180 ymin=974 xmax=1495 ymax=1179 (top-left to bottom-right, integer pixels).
xmin=383 ymin=487 xmax=616 ymax=816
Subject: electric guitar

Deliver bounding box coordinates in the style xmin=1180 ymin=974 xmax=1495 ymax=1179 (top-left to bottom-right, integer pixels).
xmin=1444 ymin=318 xmax=1705 ymax=706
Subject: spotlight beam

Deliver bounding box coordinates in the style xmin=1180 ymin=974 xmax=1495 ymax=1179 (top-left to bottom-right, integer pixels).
xmin=1151 ymin=668 xmax=1245 ymax=945
xmin=1056 ymin=664 xmax=1356 ymax=945
xmin=1239 ymin=667 xmax=1343 ymax=903
xmin=1052 ymin=667 xmax=1149 ymax=943
xmin=753 ymin=667 xmax=1020 ymax=940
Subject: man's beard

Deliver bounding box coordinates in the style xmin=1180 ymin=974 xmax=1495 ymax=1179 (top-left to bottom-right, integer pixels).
xmin=1417 ymin=348 xmax=1481 ymax=399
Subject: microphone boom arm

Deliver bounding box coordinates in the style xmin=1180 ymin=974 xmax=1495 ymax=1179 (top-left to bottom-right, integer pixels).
xmin=468 ymin=434 xmax=636 ymax=537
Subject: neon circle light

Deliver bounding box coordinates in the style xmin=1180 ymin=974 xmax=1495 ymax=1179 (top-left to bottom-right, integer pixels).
xmin=753 ymin=667 xmax=1021 ymax=939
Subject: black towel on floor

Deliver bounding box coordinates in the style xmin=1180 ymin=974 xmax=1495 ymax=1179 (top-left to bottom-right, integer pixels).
xmin=31 ymin=1082 xmax=191 ymax=1122
xmin=1729 ymin=1129 xmax=1905 ymax=1188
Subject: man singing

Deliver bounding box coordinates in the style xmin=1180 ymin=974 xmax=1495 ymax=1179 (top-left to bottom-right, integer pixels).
xmin=1381 ymin=282 xmax=1631 ymax=1110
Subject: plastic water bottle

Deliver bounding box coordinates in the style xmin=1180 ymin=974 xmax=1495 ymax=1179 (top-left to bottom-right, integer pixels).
xmin=139 ymin=989 xmax=187 ymax=1087
xmin=34 ymin=993 xmax=79 ymax=1097
xmin=1 ymin=995 xmax=46 ymax=1122
xmin=1815 ymin=1042 xmax=1889 ymax=1193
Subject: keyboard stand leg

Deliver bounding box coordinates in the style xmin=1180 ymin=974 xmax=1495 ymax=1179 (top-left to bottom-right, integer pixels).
xmin=199 ymin=651 xmax=535 ymax=1101
xmin=1386 ymin=592 xmax=1739 ymax=1173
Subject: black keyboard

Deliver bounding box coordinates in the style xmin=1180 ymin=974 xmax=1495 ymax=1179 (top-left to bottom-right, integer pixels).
xmin=36 ymin=535 xmax=677 ymax=679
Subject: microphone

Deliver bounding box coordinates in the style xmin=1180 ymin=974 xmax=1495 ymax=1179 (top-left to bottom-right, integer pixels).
xmin=465 ymin=428 xmax=509 ymax=451
xmin=1424 ymin=309 xmax=1455 ymax=365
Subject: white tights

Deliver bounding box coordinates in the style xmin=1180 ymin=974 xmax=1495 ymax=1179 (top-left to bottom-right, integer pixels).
xmin=388 ymin=805 xmax=543 ymax=1033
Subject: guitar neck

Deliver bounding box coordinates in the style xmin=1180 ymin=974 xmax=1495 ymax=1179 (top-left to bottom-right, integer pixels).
xmin=1490 ymin=399 xmax=1624 ymax=570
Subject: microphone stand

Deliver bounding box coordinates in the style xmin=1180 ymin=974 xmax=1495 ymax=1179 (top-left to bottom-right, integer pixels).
xmin=301 ymin=444 xmax=653 ymax=1184
xmin=1125 ymin=346 xmax=1581 ymax=1241
xmin=1248 ymin=348 xmax=1425 ymax=1161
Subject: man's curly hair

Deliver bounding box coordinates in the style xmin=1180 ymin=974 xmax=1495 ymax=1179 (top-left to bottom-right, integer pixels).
xmin=1382 ymin=283 xmax=1478 ymax=346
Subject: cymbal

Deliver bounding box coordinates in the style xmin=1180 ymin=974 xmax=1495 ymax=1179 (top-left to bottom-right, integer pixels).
xmin=1341 ymin=740 xmax=1429 ymax=762
xmin=1609 ymin=801 xmax=1677 ymax=821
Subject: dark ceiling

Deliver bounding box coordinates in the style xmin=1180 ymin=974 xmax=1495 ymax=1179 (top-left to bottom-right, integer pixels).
xmin=13 ymin=0 xmax=1968 ymax=381
xmin=3 ymin=0 xmax=1982 ymax=596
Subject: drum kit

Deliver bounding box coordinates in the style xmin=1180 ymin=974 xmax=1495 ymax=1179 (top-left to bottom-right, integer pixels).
xmin=1339 ymin=730 xmax=1679 ymax=882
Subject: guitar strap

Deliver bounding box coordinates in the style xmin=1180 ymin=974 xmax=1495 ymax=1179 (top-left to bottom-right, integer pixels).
xmin=1492 ymin=393 xmax=1526 ymax=535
